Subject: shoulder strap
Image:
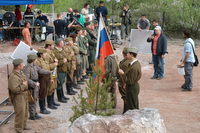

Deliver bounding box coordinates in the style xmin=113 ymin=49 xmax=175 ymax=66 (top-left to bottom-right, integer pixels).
xmin=187 ymin=41 xmax=196 ymax=55
xmin=14 ymin=73 xmax=24 ymax=82
xmin=26 ymin=65 xmax=32 ymax=80
xmin=37 ymin=59 xmax=43 ymax=69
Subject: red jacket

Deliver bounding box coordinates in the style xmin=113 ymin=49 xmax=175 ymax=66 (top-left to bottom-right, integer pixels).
xmin=15 ymin=9 xmax=22 ymax=21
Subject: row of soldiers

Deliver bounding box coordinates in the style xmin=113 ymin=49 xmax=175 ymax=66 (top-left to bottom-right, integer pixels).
xmin=8 ymin=23 xmax=98 ymax=133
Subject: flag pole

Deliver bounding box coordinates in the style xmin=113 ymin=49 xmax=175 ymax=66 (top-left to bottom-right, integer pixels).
xmin=99 ymin=13 xmax=125 ymax=85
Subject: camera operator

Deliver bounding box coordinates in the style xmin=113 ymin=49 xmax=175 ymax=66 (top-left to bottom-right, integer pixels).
xmin=54 ymin=13 xmax=75 ymax=38
xmin=74 ymin=9 xmax=85 ymax=26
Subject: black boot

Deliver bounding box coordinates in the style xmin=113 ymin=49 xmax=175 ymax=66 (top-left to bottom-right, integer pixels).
xmin=73 ymin=83 xmax=81 ymax=89
xmin=57 ymin=89 xmax=67 ymax=103
xmin=47 ymin=95 xmax=57 ymax=109
xmin=70 ymin=83 xmax=78 ymax=93
xmin=66 ymin=83 xmax=75 ymax=95
xmin=52 ymin=92 xmax=60 ymax=106
xmin=61 ymin=87 xmax=70 ymax=100
xmin=39 ymin=99 xmax=51 ymax=114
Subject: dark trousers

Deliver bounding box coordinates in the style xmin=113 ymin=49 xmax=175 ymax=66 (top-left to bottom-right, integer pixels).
xmin=39 ymin=76 xmax=50 ymax=99
xmin=183 ymin=62 xmax=193 ymax=90
xmin=57 ymin=72 xmax=66 ymax=90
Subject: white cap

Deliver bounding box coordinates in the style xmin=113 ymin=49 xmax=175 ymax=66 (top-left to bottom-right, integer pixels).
xmin=154 ymin=26 xmax=161 ymax=30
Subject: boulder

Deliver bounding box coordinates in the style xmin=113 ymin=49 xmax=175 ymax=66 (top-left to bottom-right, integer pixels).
xmin=67 ymin=108 xmax=166 ymax=133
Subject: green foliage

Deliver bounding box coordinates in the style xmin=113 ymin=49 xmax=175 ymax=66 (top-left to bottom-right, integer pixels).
xmin=69 ymin=60 xmax=116 ymax=125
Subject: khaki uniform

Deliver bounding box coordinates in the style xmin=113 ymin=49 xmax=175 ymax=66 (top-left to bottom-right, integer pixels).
xmin=53 ymin=47 xmax=68 ymax=90
xmin=36 ymin=58 xmax=51 ymax=99
xmin=104 ymin=55 xmax=118 ymax=108
xmin=23 ymin=63 xmax=51 ymax=114
xmin=71 ymin=44 xmax=81 ymax=77
xmin=8 ymin=70 xmax=28 ymax=133
xmin=124 ymin=60 xmax=141 ymax=110
xmin=46 ymin=50 xmax=58 ymax=96
xmin=64 ymin=45 xmax=76 ymax=83
xmin=116 ymin=58 xmax=131 ymax=102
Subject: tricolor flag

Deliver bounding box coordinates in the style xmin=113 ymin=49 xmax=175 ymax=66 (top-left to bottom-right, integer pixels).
xmin=95 ymin=14 xmax=114 ymax=79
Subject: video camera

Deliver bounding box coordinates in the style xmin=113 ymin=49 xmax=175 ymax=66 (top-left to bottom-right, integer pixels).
xmin=66 ymin=12 xmax=80 ymax=23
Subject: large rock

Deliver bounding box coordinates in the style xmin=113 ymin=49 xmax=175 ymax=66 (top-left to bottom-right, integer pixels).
xmin=67 ymin=108 xmax=166 ymax=133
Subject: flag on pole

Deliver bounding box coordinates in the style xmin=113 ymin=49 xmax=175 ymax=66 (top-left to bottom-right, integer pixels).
xmin=95 ymin=14 xmax=114 ymax=77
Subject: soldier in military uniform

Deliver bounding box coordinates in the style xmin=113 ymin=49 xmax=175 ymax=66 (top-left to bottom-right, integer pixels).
xmin=93 ymin=20 xmax=99 ymax=36
xmin=116 ymin=47 xmax=131 ymax=113
xmin=53 ymin=38 xmax=69 ymax=103
xmin=81 ymin=28 xmax=89 ymax=79
xmin=90 ymin=23 xmax=98 ymax=40
xmin=118 ymin=47 xmax=141 ymax=111
xmin=23 ymin=53 xmax=51 ymax=119
xmin=45 ymin=40 xmax=60 ymax=108
xmin=64 ymin=37 xmax=79 ymax=94
xmin=36 ymin=48 xmax=53 ymax=114
xmin=9 ymin=59 xmax=31 ymax=133
xmin=84 ymin=22 xmax=97 ymax=74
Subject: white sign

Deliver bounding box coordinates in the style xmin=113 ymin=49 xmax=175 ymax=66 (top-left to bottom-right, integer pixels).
xmin=129 ymin=29 xmax=154 ymax=54
xmin=11 ymin=41 xmax=37 ymax=65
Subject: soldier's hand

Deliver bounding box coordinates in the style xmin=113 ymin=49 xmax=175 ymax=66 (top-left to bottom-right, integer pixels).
xmin=85 ymin=50 xmax=87 ymax=55
xmin=36 ymin=82 xmax=40 ymax=87
xmin=63 ymin=58 xmax=67 ymax=63
xmin=54 ymin=59 xmax=58 ymax=63
xmin=123 ymin=84 xmax=126 ymax=90
xmin=71 ymin=52 xmax=74 ymax=56
xmin=118 ymin=69 xmax=124 ymax=75
xmin=54 ymin=62 xmax=58 ymax=66
xmin=50 ymin=80 xmax=54 ymax=85
xmin=86 ymin=43 xmax=89 ymax=46
xmin=23 ymin=81 xmax=27 ymax=85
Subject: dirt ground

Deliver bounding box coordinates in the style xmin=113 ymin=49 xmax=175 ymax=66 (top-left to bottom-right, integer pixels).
xmin=0 ymin=38 xmax=200 ymax=133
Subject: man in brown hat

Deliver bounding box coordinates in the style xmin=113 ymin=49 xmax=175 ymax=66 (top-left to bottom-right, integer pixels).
xmin=9 ymin=59 xmax=31 ymax=133
xmin=118 ymin=47 xmax=142 ymax=111
xmin=64 ymin=37 xmax=79 ymax=94
xmin=23 ymin=53 xmax=51 ymax=119
xmin=36 ymin=48 xmax=52 ymax=114
xmin=53 ymin=38 xmax=69 ymax=103
xmin=116 ymin=47 xmax=131 ymax=113
xmin=45 ymin=40 xmax=60 ymax=108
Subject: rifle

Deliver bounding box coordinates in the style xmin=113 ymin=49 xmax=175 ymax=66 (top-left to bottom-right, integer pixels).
xmin=73 ymin=17 xmax=97 ymax=40
xmin=7 ymin=65 xmax=11 ymax=105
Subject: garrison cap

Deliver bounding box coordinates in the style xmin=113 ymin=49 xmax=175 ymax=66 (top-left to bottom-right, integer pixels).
xmin=75 ymin=26 xmax=82 ymax=32
xmin=84 ymin=22 xmax=90 ymax=27
xmin=127 ymin=47 xmax=139 ymax=54
xmin=45 ymin=40 xmax=55 ymax=45
xmin=93 ymin=20 xmax=98 ymax=24
xmin=55 ymin=38 xmax=63 ymax=44
xmin=123 ymin=47 xmax=128 ymax=54
xmin=38 ymin=48 xmax=47 ymax=53
xmin=27 ymin=53 xmax=37 ymax=60
xmin=82 ymin=27 xmax=87 ymax=31
xmin=100 ymin=1 xmax=104 ymax=3
xmin=12 ymin=58 xmax=23 ymax=66
xmin=65 ymin=37 xmax=73 ymax=42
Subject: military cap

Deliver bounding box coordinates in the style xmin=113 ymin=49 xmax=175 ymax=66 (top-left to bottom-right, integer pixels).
xmin=55 ymin=38 xmax=63 ymax=44
xmin=12 ymin=58 xmax=23 ymax=66
xmin=127 ymin=47 xmax=139 ymax=54
xmin=27 ymin=53 xmax=37 ymax=60
xmin=65 ymin=37 xmax=73 ymax=42
xmin=82 ymin=27 xmax=87 ymax=31
xmin=84 ymin=22 xmax=90 ymax=27
xmin=123 ymin=47 xmax=128 ymax=54
xmin=38 ymin=48 xmax=47 ymax=53
xmin=75 ymin=26 xmax=82 ymax=32
xmin=93 ymin=20 xmax=98 ymax=24
xmin=90 ymin=23 xmax=94 ymax=26
xmin=45 ymin=40 xmax=55 ymax=45
xmin=100 ymin=1 xmax=104 ymax=3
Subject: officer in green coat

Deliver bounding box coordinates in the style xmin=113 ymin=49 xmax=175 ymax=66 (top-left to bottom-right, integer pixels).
xmin=93 ymin=20 xmax=99 ymax=36
xmin=118 ymin=47 xmax=141 ymax=111
xmin=116 ymin=47 xmax=131 ymax=113
xmin=84 ymin=22 xmax=97 ymax=74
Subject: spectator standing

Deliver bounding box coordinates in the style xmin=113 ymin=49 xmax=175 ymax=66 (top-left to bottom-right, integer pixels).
xmin=15 ymin=5 xmax=22 ymax=22
xmin=22 ymin=21 xmax=32 ymax=50
xmin=137 ymin=14 xmax=150 ymax=31
xmin=180 ymin=29 xmax=195 ymax=91
xmin=119 ymin=4 xmax=132 ymax=40
xmin=147 ymin=26 xmax=168 ymax=80
xmin=81 ymin=3 xmax=90 ymax=21
xmin=96 ymin=1 xmax=108 ymax=23
xmin=74 ymin=9 xmax=85 ymax=26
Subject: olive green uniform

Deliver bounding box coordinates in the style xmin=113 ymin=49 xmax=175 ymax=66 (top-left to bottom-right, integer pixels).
xmin=71 ymin=44 xmax=81 ymax=77
xmin=124 ymin=60 xmax=141 ymax=110
xmin=82 ymin=36 xmax=89 ymax=69
xmin=46 ymin=50 xmax=58 ymax=96
xmin=8 ymin=70 xmax=28 ymax=133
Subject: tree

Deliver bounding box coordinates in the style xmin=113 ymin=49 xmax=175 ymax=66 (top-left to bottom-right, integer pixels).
xmin=69 ymin=59 xmax=116 ymax=125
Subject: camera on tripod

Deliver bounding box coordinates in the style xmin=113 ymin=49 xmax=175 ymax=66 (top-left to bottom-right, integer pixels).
xmin=67 ymin=12 xmax=80 ymax=22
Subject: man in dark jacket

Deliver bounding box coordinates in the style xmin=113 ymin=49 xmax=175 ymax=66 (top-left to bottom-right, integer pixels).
xmin=147 ymin=26 xmax=167 ymax=80
xmin=96 ymin=1 xmax=108 ymax=23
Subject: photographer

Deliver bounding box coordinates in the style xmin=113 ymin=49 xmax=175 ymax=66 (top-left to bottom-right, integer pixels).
xmin=74 ymin=9 xmax=85 ymax=26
